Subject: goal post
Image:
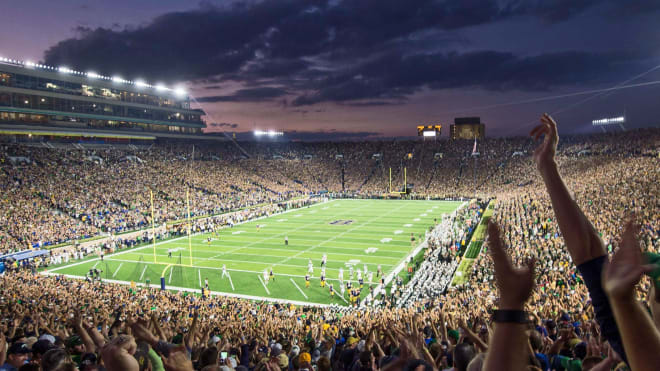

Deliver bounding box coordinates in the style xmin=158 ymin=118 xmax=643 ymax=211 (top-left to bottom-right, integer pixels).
xmin=389 ymin=167 xmax=407 ymax=194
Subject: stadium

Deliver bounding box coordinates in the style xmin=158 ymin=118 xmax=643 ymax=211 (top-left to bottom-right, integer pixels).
xmin=1 ymin=2 xmax=660 ymax=371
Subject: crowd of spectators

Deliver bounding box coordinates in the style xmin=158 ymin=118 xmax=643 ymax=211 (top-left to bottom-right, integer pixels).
xmin=0 ymin=119 xmax=658 ymax=370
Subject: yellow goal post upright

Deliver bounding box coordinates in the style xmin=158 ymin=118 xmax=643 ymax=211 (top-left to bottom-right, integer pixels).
xmin=151 ymin=189 xmax=157 ymax=264
xmin=186 ymin=189 xmax=193 ymax=267
xmin=389 ymin=167 xmax=407 ymax=194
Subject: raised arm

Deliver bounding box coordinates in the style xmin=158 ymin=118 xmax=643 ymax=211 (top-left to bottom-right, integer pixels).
xmin=531 ymin=113 xmax=604 ymax=265
xmin=483 ymin=221 xmax=536 ymax=371
xmin=531 ymin=113 xmax=627 ymax=362
xmin=603 ymin=219 xmax=660 ymax=371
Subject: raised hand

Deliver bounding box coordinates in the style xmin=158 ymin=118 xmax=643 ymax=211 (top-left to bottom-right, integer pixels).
xmin=603 ymin=218 xmax=655 ymax=301
xmin=488 ymin=221 xmax=536 ymax=310
xmin=530 ymin=113 xmax=559 ymax=170
xmin=161 ymin=344 xmax=193 ymax=371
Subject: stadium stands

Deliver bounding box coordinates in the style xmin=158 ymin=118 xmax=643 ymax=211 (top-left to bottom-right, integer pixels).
xmin=0 ymin=122 xmax=658 ymax=370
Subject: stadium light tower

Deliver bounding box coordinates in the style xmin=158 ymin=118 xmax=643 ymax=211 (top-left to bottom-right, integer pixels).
xmin=592 ymin=114 xmax=626 ymax=132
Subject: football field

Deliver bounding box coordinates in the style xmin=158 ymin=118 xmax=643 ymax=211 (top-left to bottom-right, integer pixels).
xmin=45 ymin=199 xmax=462 ymax=305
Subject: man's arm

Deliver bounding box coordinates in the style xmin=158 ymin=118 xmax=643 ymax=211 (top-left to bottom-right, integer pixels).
xmin=483 ymin=221 xmax=536 ymax=371
xmin=603 ymin=220 xmax=660 ymax=371
xmin=531 ymin=113 xmax=604 ymax=265
xmin=531 ymin=113 xmax=627 ymax=362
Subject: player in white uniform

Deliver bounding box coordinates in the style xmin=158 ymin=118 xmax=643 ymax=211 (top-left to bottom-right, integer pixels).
xmin=363 ymin=264 xmax=368 ymax=276
xmin=338 ymin=268 xmax=344 ymax=283
xmin=321 ymin=266 xmax=326 ymax=277
xmin=321 ymin=254 xmax=327 ymax=267
xmin=263 ymin=268 xmax=269 ymax=283
xmin=349 ymin=265 xmax=354 ymax=279
xmin=308 ymin=259 xmax=314 ymax=276
xmin=221 ymin=264 xmax=228 ymax=278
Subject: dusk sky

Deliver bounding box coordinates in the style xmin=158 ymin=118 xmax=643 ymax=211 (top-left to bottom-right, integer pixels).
xmin=2 ymin=0 xmax=660 ymax=140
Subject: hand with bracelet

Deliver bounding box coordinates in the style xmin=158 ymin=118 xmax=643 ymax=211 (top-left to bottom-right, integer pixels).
xmin=483 ymin=220 xmax=537 ymax=371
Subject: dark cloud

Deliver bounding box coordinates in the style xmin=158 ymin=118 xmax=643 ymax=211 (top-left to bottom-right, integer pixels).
xmin=292 ymin=50 xmax=642 ymax=106
xmin=209 ymin=122 xmax=239 ymax=129
xmin=196 ymin=87 xmax=288 ymax=102
xmin=42 ymin=0 xmax=655 ymax=105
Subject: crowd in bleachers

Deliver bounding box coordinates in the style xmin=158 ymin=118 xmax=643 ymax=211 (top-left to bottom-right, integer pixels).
xmin=0 ymin=119 xmax=658 ymax=370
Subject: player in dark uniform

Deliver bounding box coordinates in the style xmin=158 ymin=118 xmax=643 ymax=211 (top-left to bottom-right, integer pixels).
xmin=329 ymin=283 xmax=334 ymax=298
xmin=305 ymin=273 xmax=310 ymax=288
xmin=269 ymin=267 xmax=275 ymax=281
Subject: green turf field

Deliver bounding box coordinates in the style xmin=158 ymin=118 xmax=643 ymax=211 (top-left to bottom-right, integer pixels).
xmin=45 ymin=199 xmax=462 ymax=305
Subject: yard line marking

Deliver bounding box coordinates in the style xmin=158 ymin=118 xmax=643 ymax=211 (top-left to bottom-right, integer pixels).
xmin=112 ymin=263 xmax=123 ymax=278
xmin=92 ymin=261 xmax=100 ymax=269
xmin=48 ymin=199 xmax=337 ymax=273
xmin=198 ymin=269 xmax=202 ymax=287
xmin=290 ymin=278 xmax=308 ymax=299
xmin=208 ymin=200 xmax=354 ymax=261
xmin=168 ymin=265 xmax=174 ymax=283
xmin=104 ymin=258 xmax=383 ymax=284
xmin=227 ymin=272 xmax=235 ymax=291
xmin=278 ymin=202 xmax=376 ymax=265
xmin=139 ymin=265 xmax=148 ymax=281
xmin=258 ymin=275 xmax=270 ymax=295
xmin=337 ymin=292 xmax=349 ymax=304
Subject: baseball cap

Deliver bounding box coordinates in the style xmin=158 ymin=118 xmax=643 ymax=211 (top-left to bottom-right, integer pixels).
xmin=32 ymin=340 xmax=56 ymax=356
xmin=38 ymin=335 xmax=56 ymax=344
xmin=66 ymin=335 xmax=83 ymax=348
xmin=271 ymin=343 xmax=282 ymax=356
xmin=8 ymin=342 xmax=31 ymax=354
xmin=290 ymin=345 xmax=300 ymax=357
xmin=299 ymin=352 xmax=311 ymax=363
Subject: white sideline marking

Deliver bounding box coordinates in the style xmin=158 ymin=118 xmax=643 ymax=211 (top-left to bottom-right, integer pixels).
xmin=258 ymin=275 xmax=270 ymax=295
xmin=227 ymin=272 xmax=235 ymax=291
xmin=41 ymin=272 xmax=335 ymax=307
xmin=112 ymin=263 xmax=123 ymax=278
xmin=290 ymin=278 xmax=308 ymax=299
xmin=198 ymin=269 xmax=202 ymax=287
xmin=404 ymin=224 xmax=413 ymax=227
xmin=394 ymin=230 xmax=403 ymax=234
xmin=139 ymin=265 xmax=148 ymax=281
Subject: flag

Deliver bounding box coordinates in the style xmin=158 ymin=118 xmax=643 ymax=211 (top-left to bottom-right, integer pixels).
xmin=471 ymin=137 xmax=477 ymax=155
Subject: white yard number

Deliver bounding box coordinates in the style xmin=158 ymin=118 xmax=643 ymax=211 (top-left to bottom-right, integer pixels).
xmin=365 ymin=247 xmax=379 ymax=254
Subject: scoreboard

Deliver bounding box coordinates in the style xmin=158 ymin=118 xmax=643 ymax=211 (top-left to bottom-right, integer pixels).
xmin=417 ymin=125 xmax=442 ymax=138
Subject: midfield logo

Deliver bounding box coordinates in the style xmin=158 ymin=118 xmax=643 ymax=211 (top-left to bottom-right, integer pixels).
xmin=328 ymin=220 xmax=354 ymax=225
